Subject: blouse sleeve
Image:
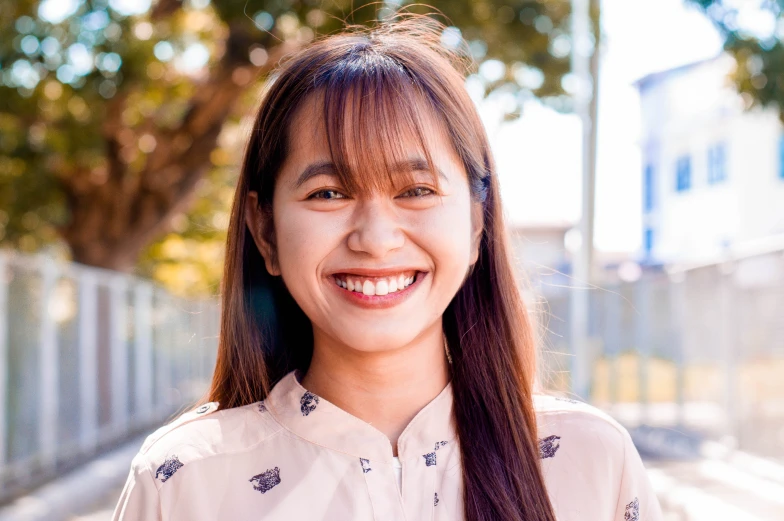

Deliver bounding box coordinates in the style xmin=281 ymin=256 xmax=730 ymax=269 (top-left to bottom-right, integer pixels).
xmin=612 ymin=428 xmax=664 ymax=521
xmin=111 ymin=452 xmax=162 ymax=521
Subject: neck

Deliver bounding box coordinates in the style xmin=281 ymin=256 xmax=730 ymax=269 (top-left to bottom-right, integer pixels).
xmin=300 ymin=322 xmax=450 ymax=456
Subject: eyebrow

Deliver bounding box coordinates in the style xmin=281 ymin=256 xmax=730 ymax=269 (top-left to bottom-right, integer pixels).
xmin=293 ymin=157 xmax=449 ymax=188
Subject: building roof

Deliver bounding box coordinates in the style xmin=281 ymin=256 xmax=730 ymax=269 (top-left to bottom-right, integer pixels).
xmin=633 ymin=54 xmax=724 ymax=92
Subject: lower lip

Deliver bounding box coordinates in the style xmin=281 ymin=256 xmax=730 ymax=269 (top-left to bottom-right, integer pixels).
xmin=329 ymin=273 xmax=426 ymax=309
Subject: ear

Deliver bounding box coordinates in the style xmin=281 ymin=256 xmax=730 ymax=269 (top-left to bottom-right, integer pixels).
xmin=469 ymin=201 xmax=484 ymax=266
xmin=245 ymin=191 xmax=281 ymax=276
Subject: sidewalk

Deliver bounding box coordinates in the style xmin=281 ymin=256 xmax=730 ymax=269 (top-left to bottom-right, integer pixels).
xmin=0 ymin=435 xmax=146 ymax=521
xmin=67 ymin=485 xmax=124 ymax=521
xmin=646 ymin=442 xmax=784 ymax=521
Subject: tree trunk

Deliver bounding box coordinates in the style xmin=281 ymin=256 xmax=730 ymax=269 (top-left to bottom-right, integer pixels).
xmin=59 ymin=30 xmax=300 ymax=271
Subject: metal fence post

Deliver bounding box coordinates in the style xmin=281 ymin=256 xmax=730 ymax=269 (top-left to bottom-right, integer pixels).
xmin=110 ymin=274 xmax=129 ymax=434
xmin=605 ymin=283 xmax=621 ymax=410
xmin=182 ymin=302 xmax=193 ymax=400
xmin=668 ymin=269 xmax=686 ymax=428
xmin=635 ymin=275 xmax=651 ymax=425
xmin=38 ymin=256 xmax=58 ymax=472
xmin=134 ymin=282 xmax=153 ymax=423
xmin=207 ymin=301 xmax=216 ymax=387
xmin=154 ymin=288 xmax=171 ymax=415
xmin=195 ymin=300 xmax=205 ymax=390
xmin=78 ymin=269 xmax=98 ymax=453
xmin=0 ymin=254 xmax=9 ymax=471
xmin=719 ymin=261 xmax=739 ymax=444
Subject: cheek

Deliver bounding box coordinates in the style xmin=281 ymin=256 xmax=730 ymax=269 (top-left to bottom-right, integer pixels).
xmin=272 ymin=205 xmax=343 ymax=285
xmin=413 ymin=197 xmax=475 ymax=278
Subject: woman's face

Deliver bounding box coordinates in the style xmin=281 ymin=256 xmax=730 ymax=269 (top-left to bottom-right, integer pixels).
xmin=246 ymin=94 xmax=483 ymax=354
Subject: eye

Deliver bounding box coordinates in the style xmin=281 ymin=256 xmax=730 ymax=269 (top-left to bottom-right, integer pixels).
xmin=308 ymin=189 xmax=347 ymax=200
xmin=399 ymin=186 xmax=435 ymax=198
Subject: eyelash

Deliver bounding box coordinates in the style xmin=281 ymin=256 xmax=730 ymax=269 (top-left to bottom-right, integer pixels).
xmin=306 ymin=185 xmax=436 ymax=200
xmin=307 ymin=189 xmax=346 ymax=200
xmin=399 ymin=186 xmax=435 ymax=198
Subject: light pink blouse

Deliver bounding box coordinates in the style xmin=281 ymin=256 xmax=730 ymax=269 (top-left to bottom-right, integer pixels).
xmin=112 ymin=370 xmax=663 ymax=520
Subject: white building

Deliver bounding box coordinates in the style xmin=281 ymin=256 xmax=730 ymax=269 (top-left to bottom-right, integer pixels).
xmin=636 ymin=54 xmax=784 ymax=266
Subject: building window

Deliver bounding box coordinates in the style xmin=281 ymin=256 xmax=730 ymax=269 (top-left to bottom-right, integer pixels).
xmin=779 ymin=135 xmax=784 ymax=179
xmin=707 ymin=143 xmax=727 ymax=184
xmin=643 ymin=165 xmax=655 ymax=212
xmin=675 ymin=155 xmax=691 ymax=192
xmin=644 ymin=228 xmax=654 ymax=256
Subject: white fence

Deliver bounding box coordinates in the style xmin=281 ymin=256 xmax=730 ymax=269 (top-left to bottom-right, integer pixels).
xmin=531 ymin=245 xmax=784 ymax=460
xmin=0 ymin=251 xmax=219 ymax=502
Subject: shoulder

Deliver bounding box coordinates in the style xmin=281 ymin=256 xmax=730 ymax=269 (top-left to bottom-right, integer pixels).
xmin=135 ymin=400 xmax=283 ymax=479
xmin=534 ymin=393 xmax=628 ymax=439
xmin=533 ymin=395 xmax=662 ymax=519
xmin=533 ymin=393 xmax=631 ymax=463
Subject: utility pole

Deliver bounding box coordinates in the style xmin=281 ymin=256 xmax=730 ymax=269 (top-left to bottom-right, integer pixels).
xmin=569 ymin=0 xmax=600 ymax=400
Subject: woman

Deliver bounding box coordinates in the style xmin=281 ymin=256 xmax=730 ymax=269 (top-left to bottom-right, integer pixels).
xmin=113 ymin=17 xmax=662 ymax=521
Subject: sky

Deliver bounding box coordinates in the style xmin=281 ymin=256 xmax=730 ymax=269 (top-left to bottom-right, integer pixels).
xmin=487 ymin=0 xmax=725 ymax=253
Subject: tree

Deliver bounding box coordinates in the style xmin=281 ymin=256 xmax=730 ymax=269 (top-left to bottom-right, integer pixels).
xmin=688 ymin=1 xmax=784 ymax=122
xmin=1 ymin=0 xmax=573 ymax=293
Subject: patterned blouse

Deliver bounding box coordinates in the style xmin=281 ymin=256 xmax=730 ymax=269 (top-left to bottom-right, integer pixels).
xmin=112 ymin=370 xmax=663 ymax=521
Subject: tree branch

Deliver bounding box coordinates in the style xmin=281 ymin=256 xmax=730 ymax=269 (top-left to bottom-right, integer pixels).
xmin=150 ymin=0 xmax=184 ymax=21
xmin=62 ymin=24 xmax=302 ymax=269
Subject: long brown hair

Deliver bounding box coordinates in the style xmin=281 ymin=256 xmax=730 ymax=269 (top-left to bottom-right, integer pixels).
xmin=209 ymin=15 xmax=557 ymax=521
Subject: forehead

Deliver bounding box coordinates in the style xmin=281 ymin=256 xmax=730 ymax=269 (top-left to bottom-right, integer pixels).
xmin=287 ymin=90 xmax=449 ymax=151
xmin=281 ymin=88 xmax=463 ymax=193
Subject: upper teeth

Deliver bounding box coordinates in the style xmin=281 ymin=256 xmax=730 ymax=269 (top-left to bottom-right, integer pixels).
xmin=335 ymin=274 xmax=417 ymax=295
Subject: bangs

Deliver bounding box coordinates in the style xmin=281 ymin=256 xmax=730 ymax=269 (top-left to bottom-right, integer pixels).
xmin=313 ymin=48 xmax=445 ymax=195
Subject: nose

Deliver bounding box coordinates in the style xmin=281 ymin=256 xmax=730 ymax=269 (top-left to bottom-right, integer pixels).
xmin=346 ymin=197 xmax=405 ymax=258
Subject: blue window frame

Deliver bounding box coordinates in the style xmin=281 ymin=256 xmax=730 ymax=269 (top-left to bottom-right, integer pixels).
xmin=707 ymin=143 xmax=727 ymax=184
xmin=675 ymin=155 xmax=691 ymax=192
xmin=779 ymin=135 xmax=784 ymax=179
xmin=643 ymin=165 xmax=655 ymax=212
xmin=643 ymin=228 xmax=654 ymax=256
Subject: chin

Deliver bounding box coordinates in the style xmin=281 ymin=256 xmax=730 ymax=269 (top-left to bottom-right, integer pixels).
xmin=336 ymin=328 xmax=424 ymax=354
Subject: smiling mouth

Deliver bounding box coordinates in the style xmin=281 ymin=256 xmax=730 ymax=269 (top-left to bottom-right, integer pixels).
xmin=332 ymin=271 xmax=420 ymax=296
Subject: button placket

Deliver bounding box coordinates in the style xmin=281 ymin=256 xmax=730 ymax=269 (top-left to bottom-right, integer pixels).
xmin=361 ymin=457 xmax=408 ymax=521
xmin=401 ymin=451 xmax=439 ymax=521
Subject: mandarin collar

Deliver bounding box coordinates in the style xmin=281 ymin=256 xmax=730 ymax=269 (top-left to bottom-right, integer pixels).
xmin=265 ymin=370 xmax=457 ymax=462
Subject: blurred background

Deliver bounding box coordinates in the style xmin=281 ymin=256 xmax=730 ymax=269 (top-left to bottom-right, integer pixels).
xmin=0 ymin=0 xmax=782 ymax=519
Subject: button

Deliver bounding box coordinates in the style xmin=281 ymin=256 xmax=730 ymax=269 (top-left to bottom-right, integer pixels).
xmin=196 ymin=404 xmax=211 ymax=414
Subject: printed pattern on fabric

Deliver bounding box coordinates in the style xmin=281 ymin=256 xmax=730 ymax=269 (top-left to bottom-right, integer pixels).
xmin=539 ymin=435 xmax=561 ymax=459
xmin=554 ymin=396 xmax=579 ymax=404
xmin=423 ymin=452 xmax=437 ymax=466
xmin=155 ymin=456 xmax=184 ymax=483
xmin=113 ymin=371 xmax=664 ymax=521
xmin=624 ymin=497 xmax=639 ymax=521
xmin=300 ymin=391 xmax=320 ymax=416
xmin=249 ymin=467 xmax=282 ymax=494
